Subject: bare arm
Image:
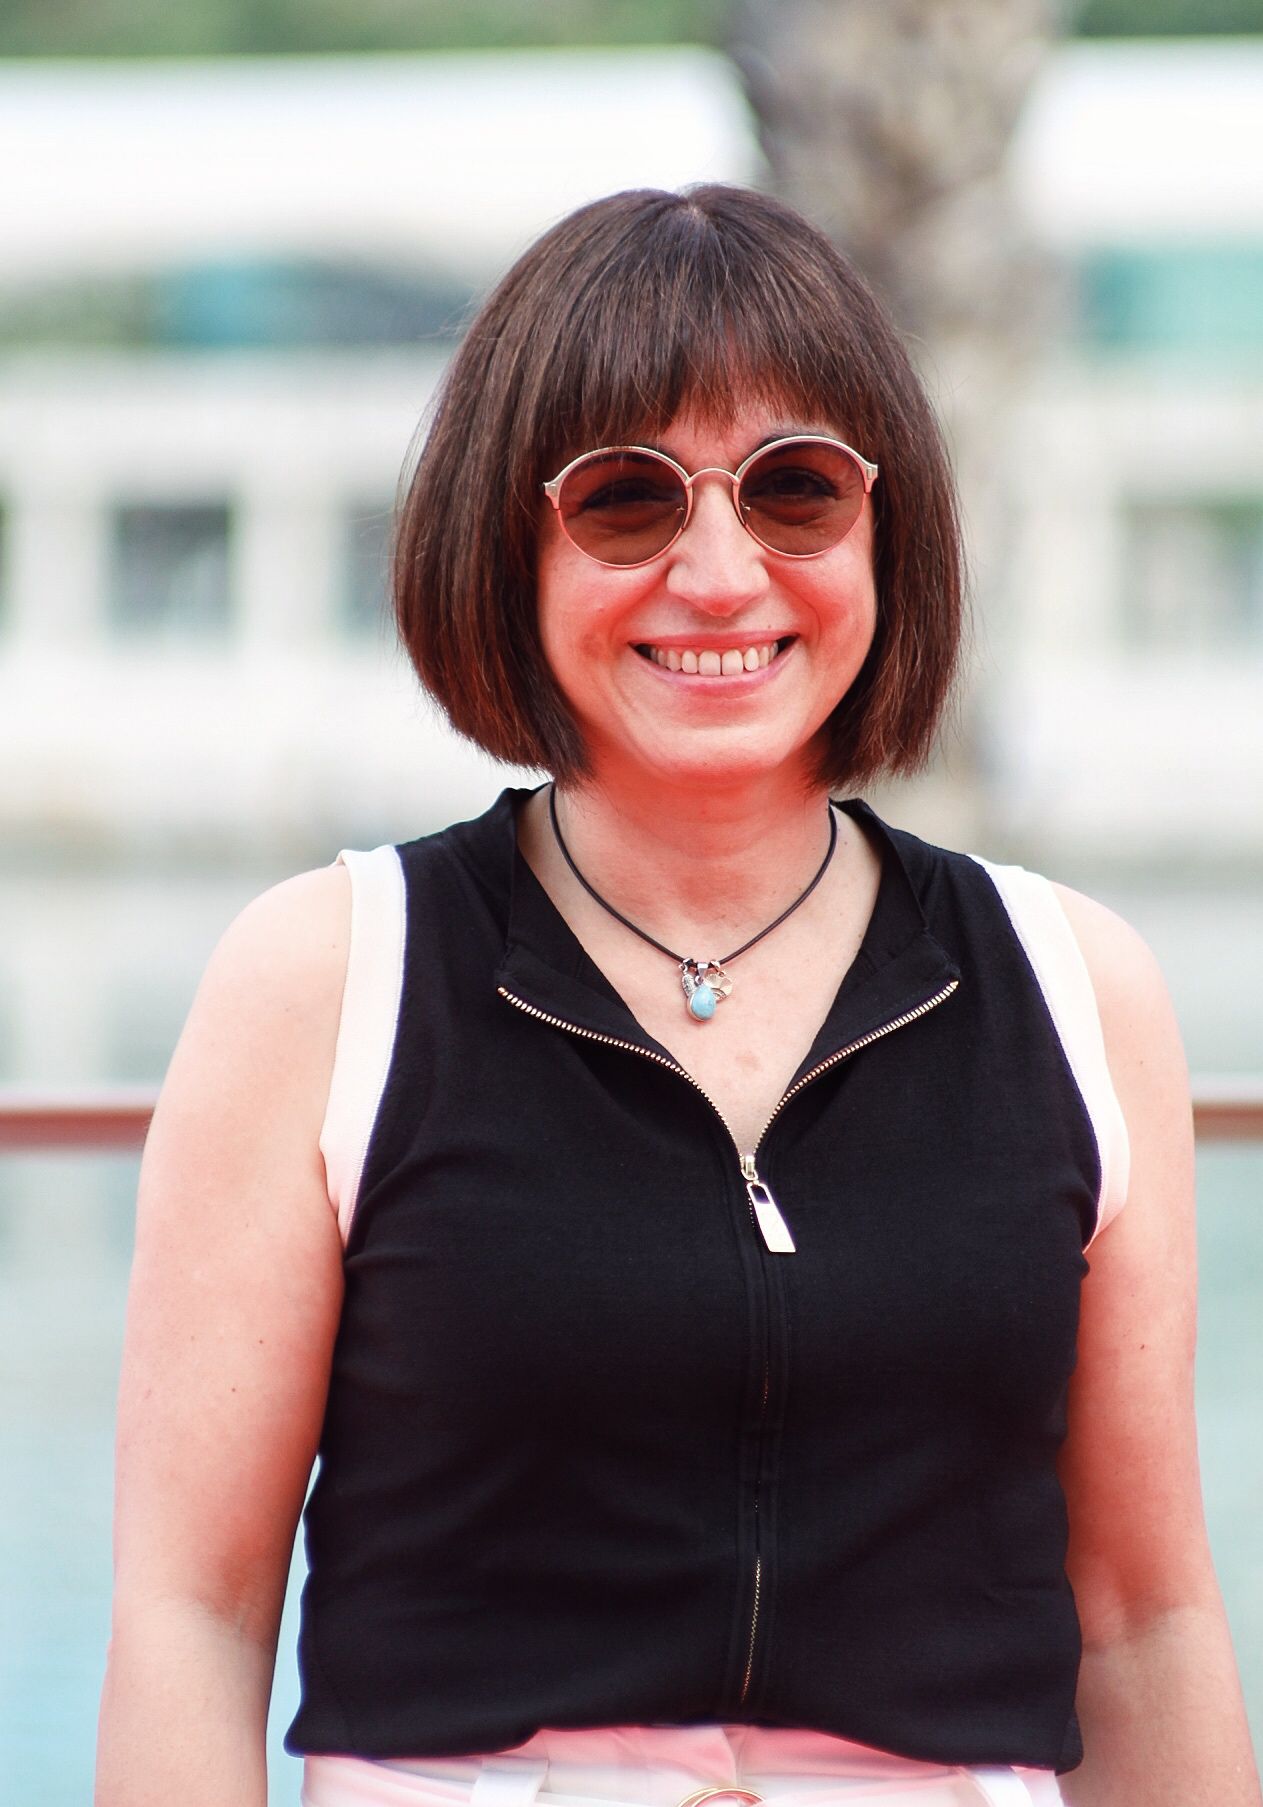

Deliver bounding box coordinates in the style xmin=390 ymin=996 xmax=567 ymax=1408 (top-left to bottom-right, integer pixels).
xmin=1054 ymin=885 xmax=1261 ymax=1807
xmin=95 ymin=864 xmax=351 ymax=1807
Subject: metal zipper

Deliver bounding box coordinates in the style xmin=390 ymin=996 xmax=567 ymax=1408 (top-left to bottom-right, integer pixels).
xmin=732 ymin=976 xmax=960 ymax=1706
xmin=738 ymin=1158 xmax=774 ymax=1703
xmin=497 ymin=972 xmax=959 ymax=1713
xmin=756 ymin=977 xmax=961 ymax=1151
xmin=741 ymin=1151 xmax=795 ymax=1253
xmin=497 ymin=976 xmax=958 ymax=1227
xmin=498 ymin=987 xmax=804 ymax=1251
xmin=496 ymin=985 xmax=732 ymax=1127
xmin=739 ymin=1548 xmax=762 ymax=1705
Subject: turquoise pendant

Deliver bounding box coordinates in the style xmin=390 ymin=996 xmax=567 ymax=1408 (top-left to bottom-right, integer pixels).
xmin=688 ymin=982 xmax=717 ymax=1020
xmin=681 ymin=959 xmax=731 ymax=1022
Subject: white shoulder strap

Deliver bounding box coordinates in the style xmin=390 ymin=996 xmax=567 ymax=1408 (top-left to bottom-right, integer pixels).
xmin=319 ymin=845 xmax=407 ymax=1247
xmin=973 ymin=858 xmax=1130 ymax=1245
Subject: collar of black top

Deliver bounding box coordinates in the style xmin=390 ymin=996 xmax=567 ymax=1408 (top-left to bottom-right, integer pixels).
xmin=479 ymin=786 xmax=960 ymax=1089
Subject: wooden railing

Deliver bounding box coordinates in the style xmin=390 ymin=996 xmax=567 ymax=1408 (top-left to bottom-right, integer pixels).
xmin=1 ymin=1082 xmax=1262 ymax=1152
xmin=1192 ymin=1079 xmax=1263 ymax=1143
xmin=0 ymin=1087 xmax=158 ymax=1152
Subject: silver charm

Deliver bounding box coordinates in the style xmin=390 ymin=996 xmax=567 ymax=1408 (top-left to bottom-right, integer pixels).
xmin=704 ymin=962 xmax=733 ymax=998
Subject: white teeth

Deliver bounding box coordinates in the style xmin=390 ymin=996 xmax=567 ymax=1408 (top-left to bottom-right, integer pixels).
xmin=645 ymin=640 xmax=781 ymax=674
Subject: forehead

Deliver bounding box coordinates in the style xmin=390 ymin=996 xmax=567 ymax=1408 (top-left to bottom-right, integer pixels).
xmin=638 ymin=402 xmax=847 ymax=466
xmin=537 ymin=338 xmax=865 ymax=480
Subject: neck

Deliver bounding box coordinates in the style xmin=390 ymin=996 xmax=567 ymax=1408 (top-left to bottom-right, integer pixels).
xmin=544 ymin=765 xmax=839 ymax=947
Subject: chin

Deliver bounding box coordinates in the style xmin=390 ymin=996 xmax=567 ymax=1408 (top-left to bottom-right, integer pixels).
xmin=622 ymin=729 xmax=817 ymax=795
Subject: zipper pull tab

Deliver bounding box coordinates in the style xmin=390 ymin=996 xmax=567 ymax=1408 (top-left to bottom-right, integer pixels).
xmin=741 ymin=1153 xmax=796 ymax=1254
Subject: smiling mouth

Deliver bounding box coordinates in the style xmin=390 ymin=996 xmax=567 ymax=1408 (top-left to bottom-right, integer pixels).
xmin=634 ymin=637 xmax=793 ymax=676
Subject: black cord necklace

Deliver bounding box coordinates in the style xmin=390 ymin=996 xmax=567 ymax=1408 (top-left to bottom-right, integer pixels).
xmin=548 ymin=783 xmax=838 ymax=1022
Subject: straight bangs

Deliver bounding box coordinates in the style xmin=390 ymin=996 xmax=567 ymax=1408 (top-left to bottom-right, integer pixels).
xmin=512 ymin=199 xmax=885 ymax=502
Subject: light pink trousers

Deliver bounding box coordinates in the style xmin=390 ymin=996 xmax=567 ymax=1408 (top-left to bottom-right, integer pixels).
xmin=302 ymin=1724 xmax=1065 ymax=1807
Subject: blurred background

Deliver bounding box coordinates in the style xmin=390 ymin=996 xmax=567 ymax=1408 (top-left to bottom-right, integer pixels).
xmin=1 ymin=1 xmax=1261 ymax=1800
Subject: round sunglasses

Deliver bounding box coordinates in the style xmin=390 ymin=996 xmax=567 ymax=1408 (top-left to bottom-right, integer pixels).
xmin=543 ymin=434 xmax=878 ymax=569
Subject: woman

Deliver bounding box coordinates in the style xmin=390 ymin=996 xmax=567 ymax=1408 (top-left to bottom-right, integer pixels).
xmin=96 ymin=187 xmax=1260 ymax=1807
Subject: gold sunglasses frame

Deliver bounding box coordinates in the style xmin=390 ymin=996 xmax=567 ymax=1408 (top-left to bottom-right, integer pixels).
xmin=542 ymin=434 xmax=879 ymax=569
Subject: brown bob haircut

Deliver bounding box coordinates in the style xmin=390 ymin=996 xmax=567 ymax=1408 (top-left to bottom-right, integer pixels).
xmin=393 ymin=183 xmax=963 ymax=789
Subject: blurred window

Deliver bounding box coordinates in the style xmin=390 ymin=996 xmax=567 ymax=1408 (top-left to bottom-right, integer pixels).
xmin=342 ymin=503 xmax=395 ymax=644
xmin=154 ymin=261 xmax=471 ymax=350
xmin=108 ymin=502 xmax=232 ymax=642
xmin=1081 ymin=245 xmax=1263 ymax=356
xmin=1122 ymin=498 xmax=1263 ymax=652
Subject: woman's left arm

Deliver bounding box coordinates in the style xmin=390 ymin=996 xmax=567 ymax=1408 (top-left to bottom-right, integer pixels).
xmin=1053 ymin=885 xmax=1261 ymax=1807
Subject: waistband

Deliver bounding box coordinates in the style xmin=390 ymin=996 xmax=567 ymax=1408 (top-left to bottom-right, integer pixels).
xmin=302 ymin=1727 xmax=1062 ymax=1807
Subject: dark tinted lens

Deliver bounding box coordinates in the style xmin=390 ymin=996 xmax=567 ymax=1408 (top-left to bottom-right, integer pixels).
xmin=738 ymin=440 xmax=866 ymax=556
xmin=556 ymin=451 xmax=687 ymax=566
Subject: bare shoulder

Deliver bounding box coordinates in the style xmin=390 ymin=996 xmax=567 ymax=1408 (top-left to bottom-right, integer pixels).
xmin=1050 ymin=882 xmax=1166 ymax=1017
xmin=183 ymin=860 xmax=349 ymax=1052
xmin=145 ymin=861 xmax=352 ymax=1206
xmin=1049 ymin=882 xmax=1187 ymax=1086
xmin=200 ymin=860 xmax=351 ymax=1021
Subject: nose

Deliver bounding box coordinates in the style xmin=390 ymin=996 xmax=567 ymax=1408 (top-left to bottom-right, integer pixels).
xmin=663 ymin=472 xmax=769 ymax=615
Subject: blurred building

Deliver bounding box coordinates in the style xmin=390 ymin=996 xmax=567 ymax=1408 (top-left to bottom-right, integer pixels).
xmin=0 ymin=42 xmax=1261 ymax=864
xmin=0 ymin=50 xmax=756 ymax=856
xmin=999 ymin=40 xmax=1263 ymax=865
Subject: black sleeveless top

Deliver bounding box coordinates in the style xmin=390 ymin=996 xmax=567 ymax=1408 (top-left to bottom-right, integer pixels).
xmin=287 ymin=790 xmax=1099 ymax=1773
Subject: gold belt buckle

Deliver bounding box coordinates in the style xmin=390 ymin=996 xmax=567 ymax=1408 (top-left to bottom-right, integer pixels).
xmin=675 ymin=1791 xmax=764 ymax=1807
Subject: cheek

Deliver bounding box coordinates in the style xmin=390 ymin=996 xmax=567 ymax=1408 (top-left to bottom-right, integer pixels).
xmin=842 ymin=520 xmax=879 ymax=633
xmin=534 ymin=530 xmax=584 ymax=670
xmin=536 ymin=530 xmax=649 ymax=671
xmin=809 ymin=544 xmax=877 ymax=639
xmin=537 ymin=571 xmax=598 ymax=669
xmin=534 ymin=555 xmax=622 ymax=714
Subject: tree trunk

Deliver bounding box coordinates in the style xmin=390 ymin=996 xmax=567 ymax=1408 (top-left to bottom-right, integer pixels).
xmin=728 ymin=0 xmax=1068 ymax=836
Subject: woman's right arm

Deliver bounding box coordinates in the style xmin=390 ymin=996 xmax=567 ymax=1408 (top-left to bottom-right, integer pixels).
xmin=95 ymin=862 xmax=352 ymax=1807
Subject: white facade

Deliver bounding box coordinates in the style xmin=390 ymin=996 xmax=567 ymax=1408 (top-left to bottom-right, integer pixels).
xmin=991 ymin=357 xmax=1263 ymax=861
xmin=1 ymin=44 xmax=1262 ymax=863
xmin=0 ymin=49 xmax=757 ymax=284
xmin=0 ymin=349 xmax=519 ymax=853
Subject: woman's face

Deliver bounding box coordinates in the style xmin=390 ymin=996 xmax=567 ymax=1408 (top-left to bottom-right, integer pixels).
xmin=535 ymin=397 xmax=878 ymax=797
